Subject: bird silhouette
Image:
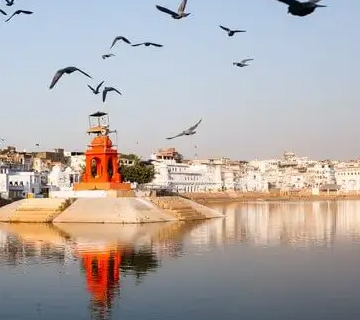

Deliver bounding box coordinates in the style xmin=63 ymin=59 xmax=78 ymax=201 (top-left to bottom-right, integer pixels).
xmin=219 ymin=25 xmax=246 ymax=37
xmin=5 ymin=10 xmax=33 ymax=22
xmin=88 ymin=81 xmax=104 ymax=95
xmin=49 ymin=67 xmax=92 ymax=89
xmin=5 ymin=0 xmax=15 ymax=6
xmin=276 ymin=0 xmax=327 ymax=16
xmin=110 ymin=36 xmax=131 ymax=49
xmin=156 ymin=0 xmax=190 ymax=19
xmin=102 ymin=87 xmax=122 ymax=102
xmin=0 ymin=138 xmax=5 ymax=142
xmin=233 ymin=59 xmax=253 ymax=67
xmin=132 ymin=42 xmax=163 ymax=47
xmin=0 ymin=9 xmax=7 ymax=15
xmin=166 ymin=118 xmax=202 ymax=140
xmin=102 ymin=53 xmax=115 ymax=60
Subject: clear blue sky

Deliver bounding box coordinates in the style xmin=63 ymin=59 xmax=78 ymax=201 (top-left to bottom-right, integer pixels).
xmin=0 ymin=0 xmax=359 ymax=160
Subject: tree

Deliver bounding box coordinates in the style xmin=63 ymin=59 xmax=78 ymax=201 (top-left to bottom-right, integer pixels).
xmin=119 ymin=154 xmax=155 ymax=184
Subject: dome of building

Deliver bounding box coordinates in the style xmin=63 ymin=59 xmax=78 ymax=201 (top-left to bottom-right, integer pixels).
xmin=91 ymin=136 xmax=113 ymax=148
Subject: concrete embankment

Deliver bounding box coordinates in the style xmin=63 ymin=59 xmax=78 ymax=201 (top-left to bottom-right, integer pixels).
xmin=182 ymin=192 xmax=360 ymax=205
xmin=0 ymin=196 xmax=224 ymax=224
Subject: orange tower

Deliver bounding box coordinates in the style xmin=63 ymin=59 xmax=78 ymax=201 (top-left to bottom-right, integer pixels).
xmin=74 ymin=111 xmax=131 ymax=191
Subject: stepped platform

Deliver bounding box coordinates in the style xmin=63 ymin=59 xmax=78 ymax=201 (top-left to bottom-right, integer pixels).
xmin=148 ymin=196 xmax=222 ymax=221
xmin=0 ymin=196 xmax=224 ymax=224
xmin=0 ymin=198 xmax=72 ymax=223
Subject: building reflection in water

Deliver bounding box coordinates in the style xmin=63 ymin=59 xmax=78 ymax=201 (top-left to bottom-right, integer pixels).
xmin=196 ymin=201 xmax=360 ymax=248
xmin=0 ymin=221 xmax=203 ymax=320
xmin=1 ymin=203 xmax=360 ymax=318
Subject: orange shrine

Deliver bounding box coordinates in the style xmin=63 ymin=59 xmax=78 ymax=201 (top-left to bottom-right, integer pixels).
xmin=74 ymin=111 xmax=131 ymax=191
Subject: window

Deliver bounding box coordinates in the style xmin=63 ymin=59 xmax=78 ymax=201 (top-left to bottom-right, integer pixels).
xmin=20 ymin=181 xmax=23 ymax=186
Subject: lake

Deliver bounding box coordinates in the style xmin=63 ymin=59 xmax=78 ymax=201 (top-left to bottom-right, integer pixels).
xmin=1 ymin=200 xmax=360 ymax=320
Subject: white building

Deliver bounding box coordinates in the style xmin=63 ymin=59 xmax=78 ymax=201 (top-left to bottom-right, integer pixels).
xmin=0 ymin=164 xmax=42 ymax=199
xmin=147 ymin=158 xmax=222 ymax=193
xmin=48 ymin=164 xmax=81 ymax=191
xmin=334 ymin=162 xmax=360 ymax=191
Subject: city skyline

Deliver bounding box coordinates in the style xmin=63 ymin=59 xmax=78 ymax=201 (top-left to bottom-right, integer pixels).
xmin=0 ymin=1 xmax=359 ymax=159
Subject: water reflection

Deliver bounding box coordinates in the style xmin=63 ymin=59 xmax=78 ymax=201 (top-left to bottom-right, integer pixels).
xmin=2 ymin=201 xmax=360 ymax=319
xmin=0 ymin=221 xmax=202 ymax=320
xmin=200 ymin=200 xmax=360 ymax=247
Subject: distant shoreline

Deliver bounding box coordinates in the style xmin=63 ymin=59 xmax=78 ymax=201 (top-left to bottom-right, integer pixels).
xmin=181 ymin=192 xmax=360 ymax=204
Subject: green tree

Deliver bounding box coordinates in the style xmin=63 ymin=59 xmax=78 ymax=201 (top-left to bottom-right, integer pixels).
xmin=119 ymin=155 xmax=155 ymax=184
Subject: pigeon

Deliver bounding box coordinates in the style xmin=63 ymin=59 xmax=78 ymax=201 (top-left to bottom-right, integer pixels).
xmin=276 ymin=0 xmax=327 ymax=17
xmin=233 ymin=59 xmax=253 ymax=67
xmin=110 ymin=36 xmax=131 ymax=49
xmin=5 ymin=10 xmax=33 ymax=22
xmin=102 ymin=87 xmax=122 ymax=102
xmin=132 ymin=42 xmax=163 ymax=47
xmin=166 ymin=119 xmax=202 ymax=140
xmin=0 ymin=9 xmax=7 ymax=15
xmin=156 ymin=0 xmax=190 ymax=19
xmin=5 ymin=0 xmax=15 ymax=6
xmin=88 ymin=81 xmax=104 ymax=95
xmin=219 ymin=25 xmax=246 ymax=37
xmin=102 ymin=53 xmax=115 ymax=60
xmin=49 ymin=67 xmax=92 ymax=89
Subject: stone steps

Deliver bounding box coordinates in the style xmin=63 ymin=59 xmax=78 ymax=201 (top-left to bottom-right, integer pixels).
xmin=149 ymin=196 xmax=207 ymax=221
xmin=8 ymin=198 xmax=72 ymax=223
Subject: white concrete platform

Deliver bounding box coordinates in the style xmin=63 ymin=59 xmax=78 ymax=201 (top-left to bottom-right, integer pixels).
xmin=53 ymin=197 xmax=177 ymax=224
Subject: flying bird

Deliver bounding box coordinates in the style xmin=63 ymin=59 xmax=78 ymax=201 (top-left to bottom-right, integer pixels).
xmin=166 ymin=119 xmax=202 ymax=140
xmin=49 ymin=67 xmax=92 ymax=90
xmin=233 ymin=59 xmax=253 ymax=67
xmin=132 ymin=42 xmax=163 ymax=47
xmin=0 ymin=9 xmax=7 ymax=15
xmin=219 ymin=25 xmax=246 ymax=37
xmin=5 ymin=0 xmax=15 ymax=6
xmin=102 ymin=87 xmax=122 ymax=102
xmin=275 ymin=0 xmax=327 ymax=17
xmin=88 ymin=81 xmax=104 ymax=95
xmin=110 ymin=36 xmax=131 ymax=49
xmin=0 ymin=138 xmax=5 ymax=142
xmin=102 ymin=53 xmax=115 ymax=60
xmin=156 ymin=0 xmax=190 ymax=19
xmin=5 ymin=10 xmax=33 ymax=22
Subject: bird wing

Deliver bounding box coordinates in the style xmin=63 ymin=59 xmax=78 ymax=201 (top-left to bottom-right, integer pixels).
xmin=233 ymin=30 xmax=246 ymax=33
xmin=156 ymin=5 xmax=178 ymax=16
xmin=0 ymin=10 xmax=7 ymax=15
xmin=240 ymin=58 xmax=253 ymax=63
xmin=177 ymin=0 xmax=187 ymax=14
xmin=96 ymin=81 xmax=104 ymax=92
xmin=87 ymin=84 xmax=95 ymax=92
xmin=150 ymin=43 xmax=163 ymax=47
xmin=219 ymin=25 xmax=230 ymax=32
xmin=120 ymin=36 xmax=131 ymax=44
xmin=5 ymin=12 xmax=16 ymax=22
xmin=49 ymin=70 xmax=64 ymax=89
xmin=188 ymin=118 xmax=202 ymax=131
xmin=19 ymin=10 xmax=33 ymax=14
xmin=110 ymin=87 xmax=122 ymax=95
xmin=75 ymin=68 xmax=92 ymax=79
xmin=110 ymin=38 xmax=118 ymax=49
xmin=132 ymin=43 xmax=144 ymax=47
xmin=276 ymin=0 xmax=300 ymax=5
xmin=166 ymin=132 xmax=185 ymax=140
xmin=102 ymin=89 xmax=108 ymax=102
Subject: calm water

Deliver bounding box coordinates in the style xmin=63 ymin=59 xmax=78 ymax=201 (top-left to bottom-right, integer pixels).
xmin=1 ymin=200 xmax=360 ymax=320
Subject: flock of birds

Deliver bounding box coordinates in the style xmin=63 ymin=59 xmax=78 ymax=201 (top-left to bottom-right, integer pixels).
xmin=0 ymin=0 xmax=33 ymax=23
xmin=46 ymin=0 xmax=327 ymax=141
